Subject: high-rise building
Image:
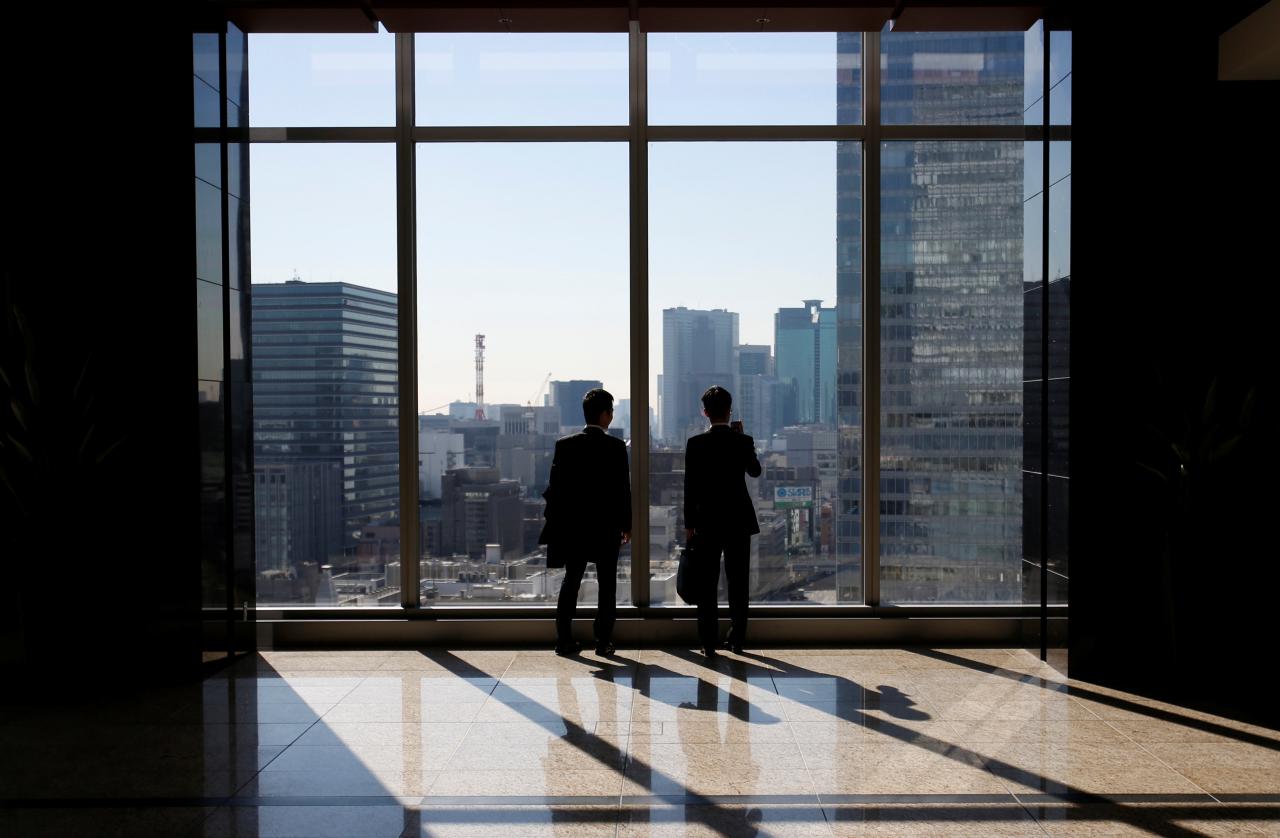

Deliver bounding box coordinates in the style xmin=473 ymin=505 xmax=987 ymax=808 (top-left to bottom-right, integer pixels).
xmin=549 ymin=379 xmax=604 ymax=430
xmin=251 ymin=280 xmax=399 ymax=590
xmin=439 ymin=466 xmax=523 ymax=562
xmin=775 ymin=300 xmax=837 ymax=428
xmin=734 ymin=344 xmax=784 ymax=444
xmin=838 ymin=32 xmax=1026 ymax=603
xmin=253 ymin=462 xmax=344 ymax=580
xmin=660 ymin=307 xmax=738 ymax=444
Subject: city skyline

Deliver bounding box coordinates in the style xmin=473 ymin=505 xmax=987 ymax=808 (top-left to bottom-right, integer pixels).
xmin=246 ymin=26 xmax=1063 ymax=607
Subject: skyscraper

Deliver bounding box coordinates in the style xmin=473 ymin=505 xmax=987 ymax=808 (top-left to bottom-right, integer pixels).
xmin=734 ymin=344 xmax=783 ymax=444
xmin=839 ymin=32 xmax=1026 ymax=603
xmin=775 ymin=300 xmax=837 ymax=427
xmin=660 ymin=307 xmax=738 ymax=444
xmin=549 ymin=379 xmax=604 ymax=431
xmin=251 ymin=280 xmax=400 ymax=589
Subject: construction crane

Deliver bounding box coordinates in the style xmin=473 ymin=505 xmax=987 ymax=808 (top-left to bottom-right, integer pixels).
xmin=474 ymin=334 xmax=486 ymax=420
xmin=529 ymin=371 xmax=552 ymax=407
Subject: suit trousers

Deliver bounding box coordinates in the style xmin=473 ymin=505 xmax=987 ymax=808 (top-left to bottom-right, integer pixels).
xmin=556 ymin=550 xmax=618 ymax=645
xmin=694 ymin=534 xmax=750 ymax=650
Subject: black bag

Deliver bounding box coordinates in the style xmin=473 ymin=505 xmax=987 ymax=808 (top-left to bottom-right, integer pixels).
xmin=676 ymin=543 xmax=699 ymax=605
xmin=538 ymin=485 xmax=565 ymax=568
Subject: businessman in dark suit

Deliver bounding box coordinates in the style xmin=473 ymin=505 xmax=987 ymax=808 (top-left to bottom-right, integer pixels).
xmin=539 ymin=388 xmax=632 ymax=656
xmin=683 ymin=385 xmax=762 ymax=658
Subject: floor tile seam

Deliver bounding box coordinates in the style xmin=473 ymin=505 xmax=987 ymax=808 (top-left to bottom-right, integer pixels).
xmin=1065 ymin=692 xmax=1106 ymax=721
xmin=229 ymin=701 xmax=336 ymax=795
xmin=1124 ymin=733 xmax=1222 ymax=802
xmin=619 ymin=654 xmax=641 ymax=814
xmin=1007 ymin=788 xmax=1055 ymax=836
xmin=777 ymin=670 xmax=829 ymax=808
xmin=258 ymin=662 xmax=414 ymax=799
xmin=428 ymin=654 xmax=515 ymax=790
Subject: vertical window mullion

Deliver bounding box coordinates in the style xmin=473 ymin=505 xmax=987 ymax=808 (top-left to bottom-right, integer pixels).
xmin=862 ymin=30 xmax=882 ymax=607
xmin=629 ymin=19 xmax=651 ymax=608
xmin=397 ymin=32 xmax=421 ymax=609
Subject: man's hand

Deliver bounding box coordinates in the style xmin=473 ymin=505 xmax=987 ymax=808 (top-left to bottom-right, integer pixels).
xmin=685 ymin=528 xmax=696 ymax=544
xmin=621 ymin=530 xmax=632 ymax=545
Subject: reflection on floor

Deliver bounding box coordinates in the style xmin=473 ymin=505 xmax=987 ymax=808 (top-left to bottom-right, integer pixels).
xmin=2 ymin=648 xmax=1278 ymax=836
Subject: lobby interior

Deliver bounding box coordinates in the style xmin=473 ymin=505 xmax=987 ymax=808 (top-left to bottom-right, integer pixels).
xmin=2 ymin=1 xmax=1278 ymax=836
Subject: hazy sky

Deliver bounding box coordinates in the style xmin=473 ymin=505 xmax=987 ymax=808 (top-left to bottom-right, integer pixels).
xmin=246 ymin=27 xmax=1060 ymax=412
xmin=249 ymin=31 xmax=840 ymax=411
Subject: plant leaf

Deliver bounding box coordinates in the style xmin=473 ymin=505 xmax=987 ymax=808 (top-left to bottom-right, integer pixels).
xmin=72 ymin=356 xmax=90 ymax=404
xmin=1202 ymin=377 xmax=1219 ymax=425
xmin=77 ymin=424 xmax=95 ymax=461
xmin=23 ymin=358 xmax=39 ymax=407
xmin=1211 ymin=435 xmax=1242 ymax=463
xmin=95 ymin=435 xmax=126 ymax=466
xmin=0 ymin=465 xmax=27 ymax=518
xmin=1241 ymin=386 xmax=1258 ymax=431
xmin=10 ymin=397 xmax=30 ymax=432
xmin=1136 ymin=462 xmax=1170 ymax=484
xmin=5 ymin=432 xmax=33 ymax=463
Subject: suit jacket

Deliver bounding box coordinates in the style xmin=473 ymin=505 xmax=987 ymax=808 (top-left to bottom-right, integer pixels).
xmin=683 ymin=425 xmax=763 ymax=538
xmin=538 ymin=425 xmax=632 ymax=567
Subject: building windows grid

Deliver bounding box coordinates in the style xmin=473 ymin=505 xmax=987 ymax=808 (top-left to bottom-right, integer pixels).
xmin=236 ymin=25 xmax=1068 ymax=617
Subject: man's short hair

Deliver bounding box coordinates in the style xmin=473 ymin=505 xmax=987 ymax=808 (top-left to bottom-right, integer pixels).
xmin=582 ymin=388 xmax=614 ymax=424
xmin=701 ymin=386 xmax=732 ymax=420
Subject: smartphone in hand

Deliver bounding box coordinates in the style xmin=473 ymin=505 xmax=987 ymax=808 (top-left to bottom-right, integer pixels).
xmin=730 ymin=420 xmax=744 ymax=433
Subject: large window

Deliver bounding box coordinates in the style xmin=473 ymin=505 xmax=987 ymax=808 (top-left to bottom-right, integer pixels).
xmin=416 ymin=142 xmax=629 ymax=605
xmin=649 ymin=141 xmax=861 ymax=605
xmin=240 ymin=23 xmax=1068 ymax=616
xmin=250 ymin=143 xmax=401 ymax=607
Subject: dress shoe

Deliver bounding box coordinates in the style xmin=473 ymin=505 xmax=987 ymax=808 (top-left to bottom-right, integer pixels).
xmin=555 ymin=641 xmax=583 ymax=656
xmin=701 ymin=646 xmax=720 ymax=659
xmin=721 ymin=638 xmax=745 ymax=654
xmin=595 ymin=641 xmax=616 ymax=656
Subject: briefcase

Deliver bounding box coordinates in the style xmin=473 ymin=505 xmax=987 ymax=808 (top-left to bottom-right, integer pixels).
xmin=676 ymin=543 xmax=699 ymax=605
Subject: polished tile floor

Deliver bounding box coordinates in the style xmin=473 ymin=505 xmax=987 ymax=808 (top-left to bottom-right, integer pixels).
xmin=2 ymin=647 xmax=1278 ymax=836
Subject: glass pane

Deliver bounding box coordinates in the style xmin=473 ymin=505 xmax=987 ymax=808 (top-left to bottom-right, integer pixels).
xmin=1048 ymin=29 xmax=1071 ymax=124
xmin=194 ymin=33 xmax=220 ymax=90
xmin=196 ymin=143 xmax=220 ymax=189
xmin=1049 ymin=180 xmax=1071 ymax=282
xmin=197 ymin=279 xmax=223 ymax=381
xmin=250 ymin=144 xmax=400 ymax=606
xmin=1048 ymin=277 xmax=1069 ymax=380
xmin=881 ymin=141 xmax=1024 ymax=603
xmin=200 ymin=380 xmax=227 ymax=609
xmin=195 ymin=76 xmax=220 ymax=129
xmin=416 ymin=34 xmax=627 ymax=126
xmin=227 ymin=24 xmax=247 ymax=107
xmin=1049 ymin=30 xmax=1072 ymax=87
xmin=416 ymin=143 xmax=629 ymax=605
xmin=1023 ymin=22 xmax=1044 ymax=124
xmin=196 ymin=177 xmax=223 ymax=284
xmin=1024 ymin=193 xmax=1043 ymax=289
xmin=1050 ymin=73 xmax=1071 ymax=125
xmin=228 ymin=194 xmax=247 ymax=291
xmin=1048 ymin=378 xmax=1069 ymax=477
xmin=650 ymin=142 xmax=861 ymax=605
xmin=648 ymin=33 xmax=861 ymax=125
xmin=249 ymin=31 xmax=394 ymax=126
xmin=1023 ymin=282 xmax=1042 ymax=385
xmin=882 ymin=32 xmax=1027 ymax=125
xmin=227 ymin=142 xmax=245 ymax=200
xmin=1046 ymin=474 xmax=1068 ymax=603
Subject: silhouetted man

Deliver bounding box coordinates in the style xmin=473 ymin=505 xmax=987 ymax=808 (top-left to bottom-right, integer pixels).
xmin=683 ymin=385 xmax=762 ymax=657
xmin=540 ymin=388 xmax=631 ymax=656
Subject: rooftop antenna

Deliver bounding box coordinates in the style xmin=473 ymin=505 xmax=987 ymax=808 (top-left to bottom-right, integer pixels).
xmin=474 ymin=335 xmax=486 ymax=420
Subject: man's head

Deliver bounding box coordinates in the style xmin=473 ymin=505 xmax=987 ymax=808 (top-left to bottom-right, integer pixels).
xmin=700 ymin=386 xmax=732 ymax=423
xmin=582 ymin=388 xmax=615 ymax=427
